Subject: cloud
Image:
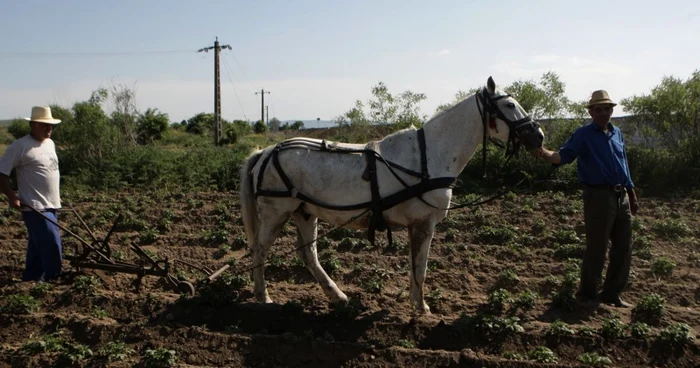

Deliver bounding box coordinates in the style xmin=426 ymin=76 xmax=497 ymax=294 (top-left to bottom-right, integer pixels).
xmin=437 ymin=49 xmax=451 ymax=55
xmin=530 ymin=54 xmax=560 ymax=63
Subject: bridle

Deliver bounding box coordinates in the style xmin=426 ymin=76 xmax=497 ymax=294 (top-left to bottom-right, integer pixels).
xmin=476 ymin=87 xmax=541 ymax=177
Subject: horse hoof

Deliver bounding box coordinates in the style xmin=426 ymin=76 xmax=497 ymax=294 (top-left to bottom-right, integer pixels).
xmin=415 ymin=302 xmax=431 ymax=315
xmin=256 ymin=293 xmax=273 ymax=304
xmin=333 ymin=293 xmax=349 ymax=303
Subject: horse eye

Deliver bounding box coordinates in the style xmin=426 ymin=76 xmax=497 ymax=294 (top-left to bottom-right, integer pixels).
xmin=507 ymin=102 xmax=515 ymax=108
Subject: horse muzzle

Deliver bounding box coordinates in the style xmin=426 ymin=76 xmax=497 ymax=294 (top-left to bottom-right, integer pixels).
xmin=516 ymin=122 xmax=545 ymax=152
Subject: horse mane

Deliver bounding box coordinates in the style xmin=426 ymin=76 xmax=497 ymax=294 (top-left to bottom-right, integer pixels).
xmin=427 ymin=86 xmax=508 ymax=123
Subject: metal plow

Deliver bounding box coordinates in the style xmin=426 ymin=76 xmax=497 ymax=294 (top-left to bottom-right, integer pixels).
xmin=25 ymin=204 xmax=229 ymax=296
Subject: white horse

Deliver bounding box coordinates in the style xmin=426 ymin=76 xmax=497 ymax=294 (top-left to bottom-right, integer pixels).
xmin=239 ymin=77 xmax=544 ymax=314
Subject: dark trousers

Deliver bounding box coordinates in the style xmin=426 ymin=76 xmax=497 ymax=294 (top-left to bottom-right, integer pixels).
xmin=21 ymin=209 xmax=63 ymax=282
xmin=578 ymin=188 xmax=632 ymax=299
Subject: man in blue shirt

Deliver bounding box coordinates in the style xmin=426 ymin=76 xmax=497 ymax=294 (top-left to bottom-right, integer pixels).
xmin=533 ymin=90 xmax=639 ymax=308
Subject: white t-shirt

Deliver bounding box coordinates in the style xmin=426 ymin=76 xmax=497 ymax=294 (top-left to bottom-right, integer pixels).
xmin=0 ymin=135 xmax=61 ymax=211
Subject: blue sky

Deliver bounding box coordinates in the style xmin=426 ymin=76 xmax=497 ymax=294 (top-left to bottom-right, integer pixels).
xmin=1 ymin=0 xmax=698 ymax=123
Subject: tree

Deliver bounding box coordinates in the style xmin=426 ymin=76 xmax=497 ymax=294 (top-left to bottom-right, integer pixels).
xmin=253 ymin=120 xmax=267 ymax=134
xmin=185 ymin=113 xmax=215 ymax=135
xmin=268 ymin=117 xmax=281 ymax=132
xmin=336 ymin=82 xmax=427 ymax=129
xmin=621 ymin=70 xmax=700 ymax=148
xmin=291 ymin=120 xmax=304 ymax=130
xmin=504 ymin=71 xmax=571 ymax=121
xmin=7 ymin=119 xmax=29 ymax=139
xmin=136 ymin=108 xmax=170 ymax=144
xmin=108 ymin=83 xmax=139 ymax=144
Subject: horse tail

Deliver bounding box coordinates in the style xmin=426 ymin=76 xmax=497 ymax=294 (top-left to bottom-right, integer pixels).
xmin=240 ymin=149 xmax=263 ymax=250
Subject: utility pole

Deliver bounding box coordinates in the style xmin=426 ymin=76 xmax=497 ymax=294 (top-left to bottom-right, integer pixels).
xmin=198 ymin=37 xmax=231 ymax=145
xmin=255 ymin=89 xmax=270 ymax=129
xmin=266 ymin=105 xmax=269 ymax=125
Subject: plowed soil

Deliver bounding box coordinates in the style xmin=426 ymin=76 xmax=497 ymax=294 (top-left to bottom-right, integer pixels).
xmin=1 ymin=189 xmax=699 ymax=367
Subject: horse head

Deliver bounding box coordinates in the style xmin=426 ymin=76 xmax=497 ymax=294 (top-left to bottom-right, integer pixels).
xmin=479 ymin=76 xmax=545 ymax=156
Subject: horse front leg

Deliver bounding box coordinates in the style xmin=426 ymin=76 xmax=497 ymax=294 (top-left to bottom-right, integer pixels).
xmin=408 ymin=220 xmax=436 ymax=314
xmin=291 ymin=211 xmax=348 ymax=303
xmin=252 ymin=209 xmax=289 ymax=303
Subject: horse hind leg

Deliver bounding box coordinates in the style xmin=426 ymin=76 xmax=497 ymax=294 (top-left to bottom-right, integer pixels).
xmin=291 ymin=211 xmax=348 ymax=303
xmin=252 ymin=207 xmax=290 ymax=303
xmin=408 ymin=220 xmax=436 ymax=314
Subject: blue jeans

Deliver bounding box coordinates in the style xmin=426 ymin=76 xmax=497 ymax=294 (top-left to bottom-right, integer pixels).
xmin=21 ymin=209 xmax=63 ymax=281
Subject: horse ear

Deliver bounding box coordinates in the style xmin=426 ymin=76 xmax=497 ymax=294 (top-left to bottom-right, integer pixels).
xmin=487 ymin=76 xmax=496 ymax=94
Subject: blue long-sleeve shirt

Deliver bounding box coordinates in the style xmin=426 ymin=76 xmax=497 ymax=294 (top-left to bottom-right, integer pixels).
xmin=556 ymin=122 xmax=635 ymax=189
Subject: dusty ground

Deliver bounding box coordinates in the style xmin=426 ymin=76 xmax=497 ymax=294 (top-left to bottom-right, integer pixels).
xmin=0 ymin=188 xmax=699 ymax=367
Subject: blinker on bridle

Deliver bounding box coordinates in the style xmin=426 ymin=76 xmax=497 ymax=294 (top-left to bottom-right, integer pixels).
xmin=476 ymin=88 xmax=541 ymax=177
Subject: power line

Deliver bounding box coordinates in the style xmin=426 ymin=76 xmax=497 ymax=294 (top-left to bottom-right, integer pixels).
xmin=221 ymin=56 xmax=249 ymax=121
xmin=0 ymin=50 xmax=195 ymax=58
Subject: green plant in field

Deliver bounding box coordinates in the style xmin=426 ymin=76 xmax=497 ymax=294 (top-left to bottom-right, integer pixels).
xmin=395 ymin=339 xmax=415 ymax=348
xmin=320 ymin=253 xmax=341 ymax=275
xmin=531 ymin=218 xmax=547 ymax=234
xmin=96 ymin=341 xmax=136 ymax=362
xmin=577 ymin=325 xmax=597 ymax=337
xmin=30 ymin=282 xmax=54 ymax=298
xmin=629 ymin=322 xmax=651 ymax=339
xmin=0 ymin=294 xmax=40 ymax=314
xmin=487 ymin=289 xmax=511 ymax=313
xmin=70 ymin=275 xmax=101 ymax=296
xmin=196 ymin=273 xmax=249 ymax=307
xmin=362 ymin=277 xmax=383 ymax=293
xmin=651 ymin=256 xmax=676 ymax=277
xmin=496 ymin=269 xmax=520 ymax=290
xmin=92 ymin=307 xmax=109 ymax=318
xmin=656 ymin=323 xmax=694 ymax=347
xmin=455 ymin=313 xmax=524 ymax=339
xmin=59 ymin=343 xmax=93 ymax=364
xmin=502 ymin=351 xmax=525 ymax=360
xmin=143 ymin=347 xmax=177 ymax=368
xmin=554 ymin=244 xmax=586 ymax=259
xmin=20 ymin=332 xmax=67 ymax=354
xmin=578 ymin=352 xmax=612 ymax=366
xmin=139 ymin=228 xmax=159 ymax=245
xmin=529 ymin=346 xmax=557 ymax=363
xmin=228 ymin=234 xmax=246 ymax=250
xmin=512 ymin=290 xmax=537 ymax=311
xmin=652 ymin=219 xmax=691 ymax=239
xmin=474 ymin=225 xmax=518 ymax=244
xmin=632 ymin=293 xmax=665 ymax=325
xmin=599 ymin=317 xmax=626 ymax=340
xmin=551 ymin=229 xmax=580 ymax=244
xmin=545 ymin=320 xmax=575 ymax=337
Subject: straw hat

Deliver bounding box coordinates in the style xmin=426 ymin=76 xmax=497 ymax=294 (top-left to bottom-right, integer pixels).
xmin=24 ymin=106 xmax=61 ymax=124
xmin=587 ymin=90 xmax=617 ymax=108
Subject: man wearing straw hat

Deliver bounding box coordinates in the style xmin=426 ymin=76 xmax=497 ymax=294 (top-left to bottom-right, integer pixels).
xmin=532 ymin=90 xmax=639 ymax=308
xmin=0 ymin=106 xmax=63 ymax=282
